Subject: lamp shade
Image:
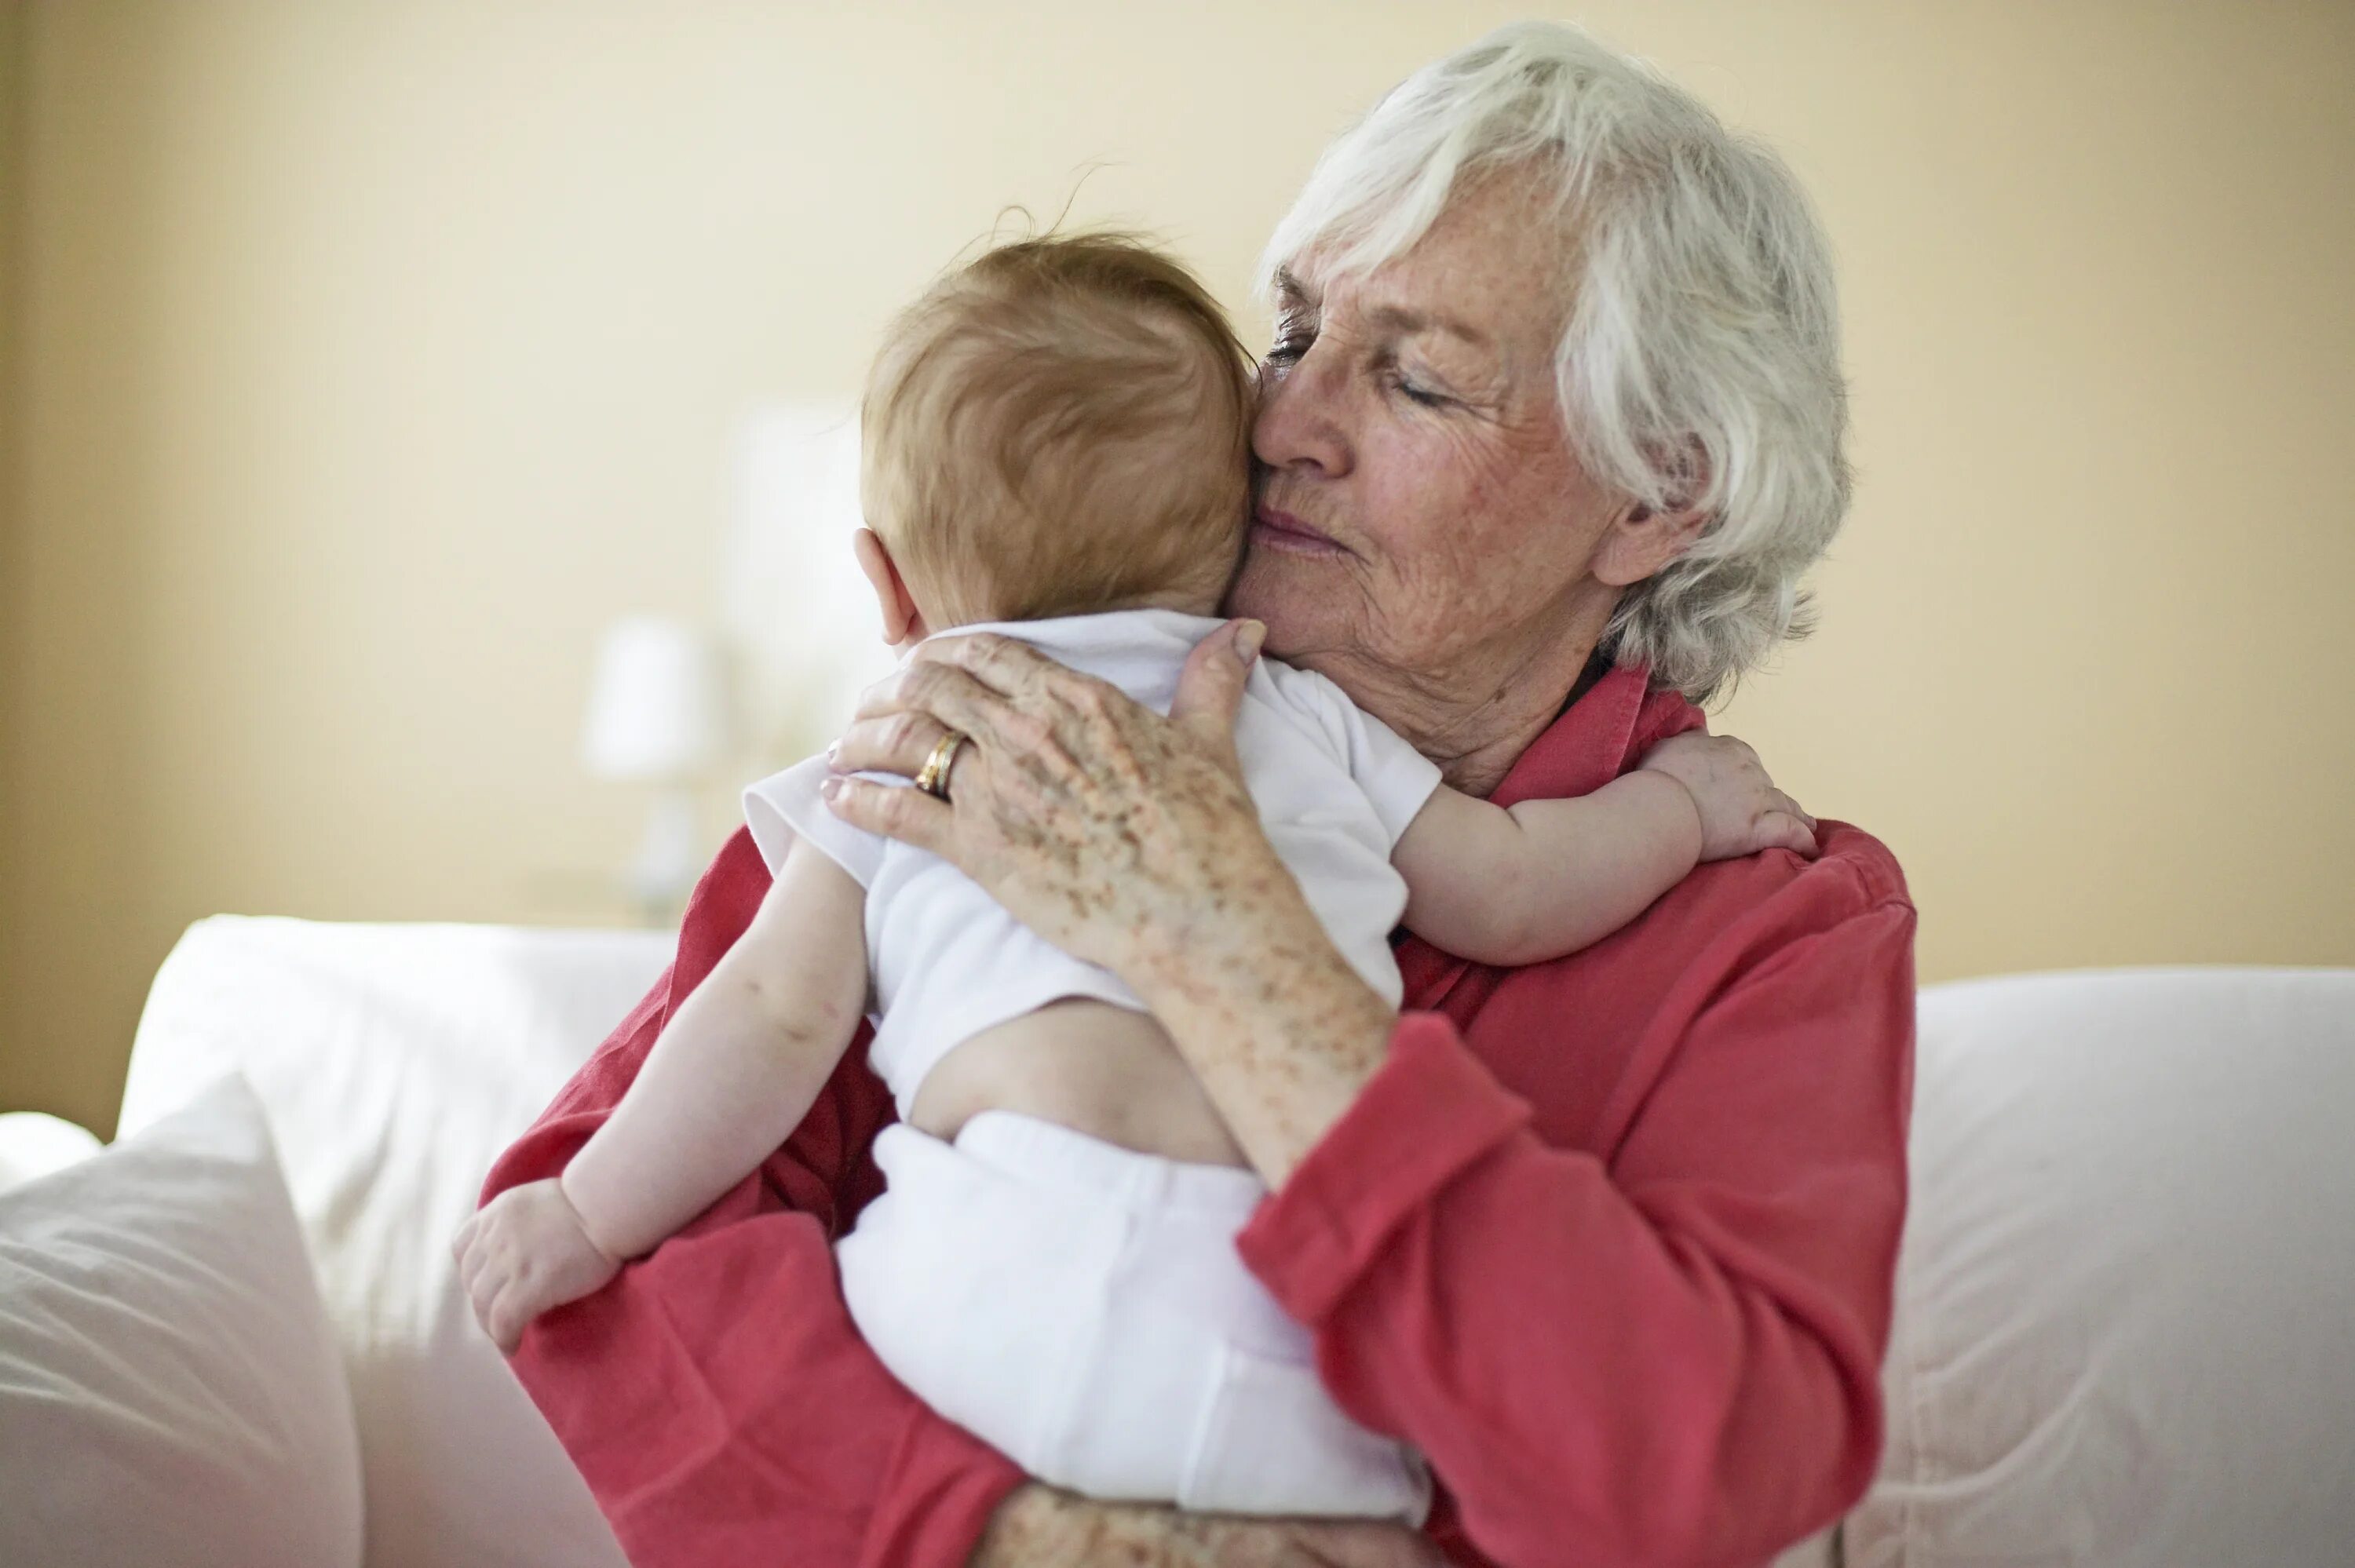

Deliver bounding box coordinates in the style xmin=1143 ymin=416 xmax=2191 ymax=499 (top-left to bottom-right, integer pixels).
xmin=580 ymin=615 xmax=731 ymax=782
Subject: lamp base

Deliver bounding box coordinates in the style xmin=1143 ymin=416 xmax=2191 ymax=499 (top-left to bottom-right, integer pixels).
xmin=626 ymin=787 xmax=701 ymax=927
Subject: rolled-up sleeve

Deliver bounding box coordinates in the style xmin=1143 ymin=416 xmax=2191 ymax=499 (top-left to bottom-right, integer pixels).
xmin=1235 ymin=892 xmax=1916 ymax=1568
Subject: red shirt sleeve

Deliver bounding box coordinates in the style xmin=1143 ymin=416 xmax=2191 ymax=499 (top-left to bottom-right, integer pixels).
xmin=480 ymin=828 xmax=1025 ymax=1568
xmin=1236 ymin=864 xmax=1916 ymax=1568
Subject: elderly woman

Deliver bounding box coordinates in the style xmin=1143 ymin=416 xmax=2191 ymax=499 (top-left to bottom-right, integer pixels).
xmin=487 ymin=21 xmax=1911 ymax=1568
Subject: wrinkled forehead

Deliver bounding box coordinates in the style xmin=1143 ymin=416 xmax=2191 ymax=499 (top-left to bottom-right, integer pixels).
xmin=1272 ymin=173 xmax=1575 ymax=359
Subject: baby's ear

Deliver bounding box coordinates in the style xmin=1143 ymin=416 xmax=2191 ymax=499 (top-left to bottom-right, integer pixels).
xmin=852 ymin=527 xmax=918 ymax=647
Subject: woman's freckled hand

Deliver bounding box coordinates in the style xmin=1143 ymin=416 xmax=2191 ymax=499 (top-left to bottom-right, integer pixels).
xmin=969 ymin=1480 xmax=1446 ymax=1568
xmin=817 ymin=620 xmax=1291 ymax=979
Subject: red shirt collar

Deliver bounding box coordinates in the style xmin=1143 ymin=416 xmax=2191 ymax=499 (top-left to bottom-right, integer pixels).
xmin=1394 ymin=662 xmax=1704 ymax=1008
xmin=1484 ymin=662 xmax=1706 ymax=810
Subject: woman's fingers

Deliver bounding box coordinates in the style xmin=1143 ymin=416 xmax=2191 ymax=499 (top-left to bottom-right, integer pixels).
xmin=841 ymin=631 xmax=1145 ymax=789
xmin=907 ymin=630 xmax=1139 ymax=742
xmin=846 ymin=656 xmax=1007 ymax=734
xmin=822 ymin=773 xmax=958 ymax=856
xmin=909 ymin=629 xmax=1066 ymax=705
xmin=1167 ymin=618 xmax=1262 ymax=782
xmin=828 ymin=709 xmax=958 ymax=779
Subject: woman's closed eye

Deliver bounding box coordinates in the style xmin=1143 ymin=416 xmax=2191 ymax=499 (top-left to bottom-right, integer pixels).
xmin=1265 ymin=321 xmax=1462 ymax=416
xmin=1386 ymin=368 xmax=1450 ymax=408
xmin=1378 ymin=352 xmax=1457 ymax=409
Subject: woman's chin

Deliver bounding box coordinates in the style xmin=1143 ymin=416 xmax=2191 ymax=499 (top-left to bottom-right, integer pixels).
xmin=1224 ymin=550 xmax=1350 ymax=658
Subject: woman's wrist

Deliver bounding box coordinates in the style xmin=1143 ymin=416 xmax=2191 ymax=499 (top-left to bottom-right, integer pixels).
xmin=1130 ymin=905 xmax=1399 ymax=1189
xmin=969 ymin=1482 xmax=1204 ymax=1568
xmin=968 ymin=1483 xmax=1082 ymax=1567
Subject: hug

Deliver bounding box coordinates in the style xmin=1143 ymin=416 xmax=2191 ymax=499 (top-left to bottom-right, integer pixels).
xmin=471 ymin=21 xmax=1910 ymax=1568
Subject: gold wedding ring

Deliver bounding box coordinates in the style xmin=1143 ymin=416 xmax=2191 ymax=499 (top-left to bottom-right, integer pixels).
xmin=915 ymin=729 xmax=968 ymax=801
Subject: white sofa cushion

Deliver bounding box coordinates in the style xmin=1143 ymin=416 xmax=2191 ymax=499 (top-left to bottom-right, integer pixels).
xmin=114 ymin=920 xmax=2355 ymax=1567
xmin=1848 ymin=967 xmax=2355 ymax=1566
xmin=0 ymin=1074 xmax=365 ymax=1568
xmin=119 ymin=915 xmax=670 ymax=1568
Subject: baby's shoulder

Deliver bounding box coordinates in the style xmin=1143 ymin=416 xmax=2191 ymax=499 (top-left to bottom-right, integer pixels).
xmin=1243 ymin=657 xmax=1358 ymax=757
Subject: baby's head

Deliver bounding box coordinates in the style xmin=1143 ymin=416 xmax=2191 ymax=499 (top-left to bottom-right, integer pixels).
xmin=854 ymin=232 xmax=1255 ymax=643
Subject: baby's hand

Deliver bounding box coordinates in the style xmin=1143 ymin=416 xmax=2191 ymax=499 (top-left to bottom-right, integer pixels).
xmin=451 ymin=1178 xmax=622 ymax=1355
xmin=1638 ymin=732 xmax=1818 ymax=862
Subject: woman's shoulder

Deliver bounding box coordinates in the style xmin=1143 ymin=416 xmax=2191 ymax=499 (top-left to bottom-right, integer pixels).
xmin=1659 ymin=816 xmax=1918 ymax=1008
xmin=1800 ymin=819 xmax=1912 ymax=919
xmin=1541 ymin=813 xmax=1913 ymax=1000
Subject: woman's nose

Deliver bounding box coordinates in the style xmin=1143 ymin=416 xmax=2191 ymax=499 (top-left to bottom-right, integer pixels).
xmin=1251 ymin=355 xmax=1352 ymax=479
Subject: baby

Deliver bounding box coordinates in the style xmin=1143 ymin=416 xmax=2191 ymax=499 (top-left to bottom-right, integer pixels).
xmin=457 ymin=233 xmax=1803 ymax=1523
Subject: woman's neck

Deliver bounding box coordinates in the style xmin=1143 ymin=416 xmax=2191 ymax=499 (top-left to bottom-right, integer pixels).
xmin=1313 ymin=620 xmax=1608 ymax=799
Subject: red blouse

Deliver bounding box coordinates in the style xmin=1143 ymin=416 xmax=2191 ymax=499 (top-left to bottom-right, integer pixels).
xmin=483 ymin=664 xmax=1915 ymax=1568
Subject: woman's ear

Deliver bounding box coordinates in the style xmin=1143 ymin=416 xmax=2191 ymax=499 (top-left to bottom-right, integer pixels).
xmin=1593 ymin=444 xmax=1714 ymax=587
xmin=1590 ymin=495 xmax=1711 ymax=589
xmin=853 ymin=527 xmax=930 ymax=649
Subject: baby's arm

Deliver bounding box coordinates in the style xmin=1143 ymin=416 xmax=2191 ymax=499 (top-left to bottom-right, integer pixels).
xmin=455 ymin=836 xmax=867 ymax=1351
xmin=1393 ymin=731 xmax=1816 ymax=968
xmin=561 ymin=835 xmax=869 ymax=1256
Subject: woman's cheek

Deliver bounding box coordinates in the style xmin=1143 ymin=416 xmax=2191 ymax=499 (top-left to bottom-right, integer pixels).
xmin=1356 ymin=486 xmax=1492 ymax=647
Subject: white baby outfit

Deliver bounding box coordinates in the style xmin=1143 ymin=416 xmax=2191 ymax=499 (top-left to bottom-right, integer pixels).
xmin=743 ymin=607 xmax=1441 ymax=1522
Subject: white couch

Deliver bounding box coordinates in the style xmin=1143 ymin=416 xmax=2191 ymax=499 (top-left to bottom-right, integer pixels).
xmin=7 ymin=914 xmax=2353 ymax=1566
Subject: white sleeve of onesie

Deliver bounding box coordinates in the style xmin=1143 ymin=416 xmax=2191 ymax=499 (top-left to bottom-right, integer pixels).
xmin=1337 ymin=698 xmax=1444 ymax=846
xmin=740 ymin=754 xmax=893 ymax=887
xmin=1275 ymin=665 xmax=1444 ymax=848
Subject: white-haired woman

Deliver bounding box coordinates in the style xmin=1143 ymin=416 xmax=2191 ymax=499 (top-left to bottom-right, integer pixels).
xmin=487 ymin=22 xmax=1911 ymax=1568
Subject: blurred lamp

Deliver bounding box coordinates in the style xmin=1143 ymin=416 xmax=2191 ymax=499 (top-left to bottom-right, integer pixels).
xmin=582 ymin=615 xmax=732 ymax=921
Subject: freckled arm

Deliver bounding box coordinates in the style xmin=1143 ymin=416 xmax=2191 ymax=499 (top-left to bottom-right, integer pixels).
xmin=1123 ymin=864 xmax=1400 ymax=1191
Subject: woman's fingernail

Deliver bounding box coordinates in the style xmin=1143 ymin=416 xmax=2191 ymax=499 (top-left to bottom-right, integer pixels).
xmin=824 ymin=740 xmax=840 ymax=770
xmin=820 ymin=776 xmax=842 ymax=801
xmin=1234 ymin=619 xmax=1265 ymax=666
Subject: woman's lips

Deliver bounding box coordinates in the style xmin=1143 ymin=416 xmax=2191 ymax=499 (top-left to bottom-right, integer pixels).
xmin=1251 ymin=505 xmax=1349 ymax=557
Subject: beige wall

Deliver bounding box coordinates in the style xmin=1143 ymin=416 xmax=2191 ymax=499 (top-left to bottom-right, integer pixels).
xmin=4 ymin=0 xmax=2351 ymax=1135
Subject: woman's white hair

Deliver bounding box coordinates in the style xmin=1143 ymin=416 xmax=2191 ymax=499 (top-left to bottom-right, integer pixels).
xmin=1259 ymin=20 xmax=1850 ymax=702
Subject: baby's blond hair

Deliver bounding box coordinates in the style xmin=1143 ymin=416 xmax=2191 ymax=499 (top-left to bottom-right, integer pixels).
xmin=861 ymin=232 xmax=1256 ymax=627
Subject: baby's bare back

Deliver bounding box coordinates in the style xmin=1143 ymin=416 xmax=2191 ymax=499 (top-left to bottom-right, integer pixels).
xmin=907 ymin=997 xmax=1250 ymax=1169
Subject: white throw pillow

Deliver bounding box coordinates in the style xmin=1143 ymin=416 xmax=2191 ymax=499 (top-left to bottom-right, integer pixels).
xmin=0 ymin=1073 xmax=364 ymax=1568
xmin=119 ymin=915 xmax=663 ymax=1568
xmin=1847 ymin=968 xmax=2355 ymax=1567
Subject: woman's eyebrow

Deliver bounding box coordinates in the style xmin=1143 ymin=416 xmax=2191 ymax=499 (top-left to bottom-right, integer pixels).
xmin=1365 ymin=303 xmax=1491 ymax=349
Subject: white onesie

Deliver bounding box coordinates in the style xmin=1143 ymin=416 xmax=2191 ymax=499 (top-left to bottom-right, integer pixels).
xmin=739 ymin=607 xmax=1441 ymax=1523
xmin=742 ymin=607 xmax=1444 ymax=1123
